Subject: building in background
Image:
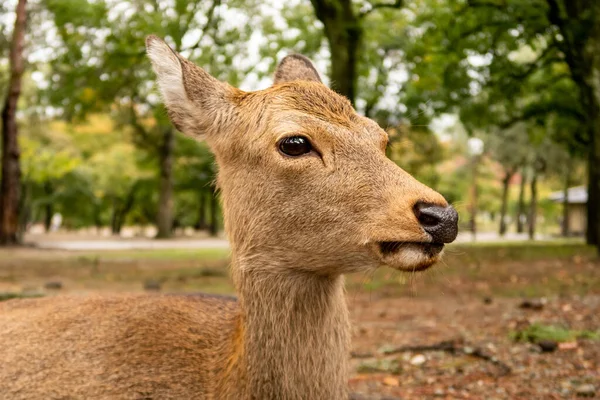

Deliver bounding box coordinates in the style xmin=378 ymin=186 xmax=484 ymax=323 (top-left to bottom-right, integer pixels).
xmin=549 ymin=186 xmax=588 ymax=236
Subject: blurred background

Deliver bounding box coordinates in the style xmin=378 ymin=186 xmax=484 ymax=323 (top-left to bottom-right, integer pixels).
xmin=0 ymin=0 xmax=598 ymax=398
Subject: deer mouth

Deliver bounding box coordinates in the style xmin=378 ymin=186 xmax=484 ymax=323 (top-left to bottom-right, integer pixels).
xmin=375 ymin=241 xmax=444 ymax=271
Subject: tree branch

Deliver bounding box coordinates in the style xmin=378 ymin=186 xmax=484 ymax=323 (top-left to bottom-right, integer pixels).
xmin=529 ymin=72 xmax=572 ymax=92
xmin=499 ymin=101 xmax=585 ymax=129
xmin=361 ymin=0 xmax=403 ymax=18
xmin=354 ymin=339 xmax=511 ymax=377
xmin=466 ymin=0 xmax=505 ymax=11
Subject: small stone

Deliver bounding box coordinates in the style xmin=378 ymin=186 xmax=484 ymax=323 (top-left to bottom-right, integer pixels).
xmin=143 ymin=279 xmax=161 ymax=291
xmin=519 ymin=298 xmax=546 ymax=310
xmin=575 ymin=384 xmax=595 ymax=397
xmin=537 ymin=340 xmax=558 ymax=352
xmin=44 ymin=281 xmax=63 ymax=290
xmin=410 ymin=354 xmax=426 ymax=366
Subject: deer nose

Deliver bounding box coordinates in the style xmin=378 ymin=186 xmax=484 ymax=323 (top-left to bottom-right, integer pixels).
xmin=414 ymin=202 xmax=459 ymax=243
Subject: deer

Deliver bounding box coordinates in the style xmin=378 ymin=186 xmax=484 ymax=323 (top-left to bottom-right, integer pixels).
xmin=0 ymin=36 xmax=458 ymax=399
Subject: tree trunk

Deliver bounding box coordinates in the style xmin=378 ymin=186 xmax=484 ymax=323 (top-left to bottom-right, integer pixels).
xmin=113 ymin=184 xmax=137 ymax=235
xmin=528 ymin=172 xmax=538 ymax=240
xmin=310 ymin=0 xmax=362 ymax=105
xmin=194 ymin=191 xmax=207 ymax=231
xmin=156 ymin=127 xmax=174 ymax=238
xmin=93 ymin=202 xmax=102 ymax=232
xmin=499 ymin=170 xmax=513 ymax=236
xmin=588 ymin=121 xmax=600 ymax=248
xmin=562 ymin=163 xmax=571 ymax=237
xmin=209 ymin=187 xmax=218 ymax=237
xmin=468 ymin=154 xmax=479 ymax=240
xmin=43 ymin=181 xmax=53 ymax=232
xmin=18 ymin=181 xmax=30 ymax=241
xmin=516 ymin=167 xmax=527 ymax=233
xmin=0 ymin=0 xmax=27 ymax=246
xmin=546 ymin=0 xmax=600 ymax=252
xmin=110 ymin=198 xmax=120 ymax=235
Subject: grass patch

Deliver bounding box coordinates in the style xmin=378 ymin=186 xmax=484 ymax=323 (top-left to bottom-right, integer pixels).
xmin=447 ymin=242 xmax=596 ymax=263
xmin=84 ymin=248 xmax=231 ymax=262
xmin=346 ymin=242 xmax=599 ymax=297
xmin=356 ymin=359 xmax=401 ymax=374
xmin=0 ymin=292 xmax=45 ymax=302
xmin=511 ymin=323 xmax=600 ymax=343
xmin=1 ymin=241 xmax=598 ymax=298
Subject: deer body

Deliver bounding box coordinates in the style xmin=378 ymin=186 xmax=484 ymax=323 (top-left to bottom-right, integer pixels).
xmin=0 ymin=275 xmax=347 ymax=399
xmin=0 ymin=36 xmax=458 ymax=399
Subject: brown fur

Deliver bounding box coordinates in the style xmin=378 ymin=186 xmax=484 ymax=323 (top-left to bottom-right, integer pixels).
xmin=0 ymin=36 xmax=454 ymax=399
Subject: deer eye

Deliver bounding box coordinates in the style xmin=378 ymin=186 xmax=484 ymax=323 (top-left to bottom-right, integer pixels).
xmin=278 ymin=136 xmax=312 ymax=157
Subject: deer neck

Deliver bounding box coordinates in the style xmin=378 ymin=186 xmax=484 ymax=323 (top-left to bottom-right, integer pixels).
xmin=227 ymin=255 xmax=350 ymax=399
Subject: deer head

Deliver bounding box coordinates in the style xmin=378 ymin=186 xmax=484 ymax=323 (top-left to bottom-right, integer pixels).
xmin=146 ymin=36 xmax=458 ymax=275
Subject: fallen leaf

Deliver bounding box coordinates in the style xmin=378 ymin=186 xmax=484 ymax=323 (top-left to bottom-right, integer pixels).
xmin=558 ymin=341 xmax=578 ymax=350
xmin=561 ymin=304 xmax=573 ymax=312
xmin=383 ymin=376 xmax=400 ymax=386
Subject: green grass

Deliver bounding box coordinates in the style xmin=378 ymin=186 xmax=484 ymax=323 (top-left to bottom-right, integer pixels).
xmin=1 ymin=240 xmax=598 ymax=298
xmin=67 ymin=248 xmax=230 ymax=263
xmin=0 ymin=292 xmax=45 ymax=302
xmin=454 ymin=238 xmax=586 ymax=247
xmin=346 ymin=241 xmax=599 ymax=298
xmin=447 ymin=242 xmax=596 ymax=262
xmin=356 ymin=358 xmax=401 ymax=374
xmin=511 ymin=323 xmax=600 ymax=343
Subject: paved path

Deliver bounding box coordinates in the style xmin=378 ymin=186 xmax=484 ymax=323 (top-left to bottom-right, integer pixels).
xmin=454 ymin=231 xmax=550 ymax=243
xmin=30 ymin=238 xmax=230 ymax=251
xmin=27 ymin=231 xmax=561 ymax=251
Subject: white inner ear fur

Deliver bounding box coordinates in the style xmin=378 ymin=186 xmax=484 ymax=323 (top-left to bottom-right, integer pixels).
xmin=146 ymin=37 xmax=188 ymax=109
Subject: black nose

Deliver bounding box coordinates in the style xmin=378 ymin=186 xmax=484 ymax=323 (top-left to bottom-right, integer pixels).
xmin=414 ymin=202 xmax=459 ymax=243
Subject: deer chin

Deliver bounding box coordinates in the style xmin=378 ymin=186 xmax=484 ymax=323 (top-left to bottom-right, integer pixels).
xmin=372 ymin=241 xmax=444 ymax=272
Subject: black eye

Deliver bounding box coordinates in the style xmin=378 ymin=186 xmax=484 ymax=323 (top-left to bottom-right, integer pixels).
xmin=278 ymin=136 xmax=312 ymax=157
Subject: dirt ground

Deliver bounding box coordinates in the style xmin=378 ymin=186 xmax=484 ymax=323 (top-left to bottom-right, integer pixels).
xmin=348 ymin=293 xmax=599 ymax=399
xmin=1 ymin=243 xmax=598 ymax=399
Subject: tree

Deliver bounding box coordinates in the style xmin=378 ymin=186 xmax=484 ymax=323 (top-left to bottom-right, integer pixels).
xmin=307 ymin=0 xmax=404 ymax=105
xmin=485 ymin=124 xmax=529 ymax=236
xmin=400 ymin=0 xmax=600 ymax=253
xmin=0 ymin=0 xmax=27 ymax=245
xmin=43 ymin=0 xmax=253 ymax=238
xmin=20 ymin=120 xmax=82 ymax=231
xmin=516 ymin=166 xmax=527 ymax=234
xmin=544 ymin=0 xmax=600 ymax=248
xmin=386 ymin=122 xmax=446 ymax=188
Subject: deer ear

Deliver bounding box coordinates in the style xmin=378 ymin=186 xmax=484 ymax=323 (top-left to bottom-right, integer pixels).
xmin=273 ymin=54 xmax=322 ymax=85
xmin=145 ymin=35 xmax=236 ymax=138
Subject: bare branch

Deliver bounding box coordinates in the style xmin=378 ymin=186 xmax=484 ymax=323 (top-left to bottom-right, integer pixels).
xmin=356 ymin=340 xmax=511 ymax=377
